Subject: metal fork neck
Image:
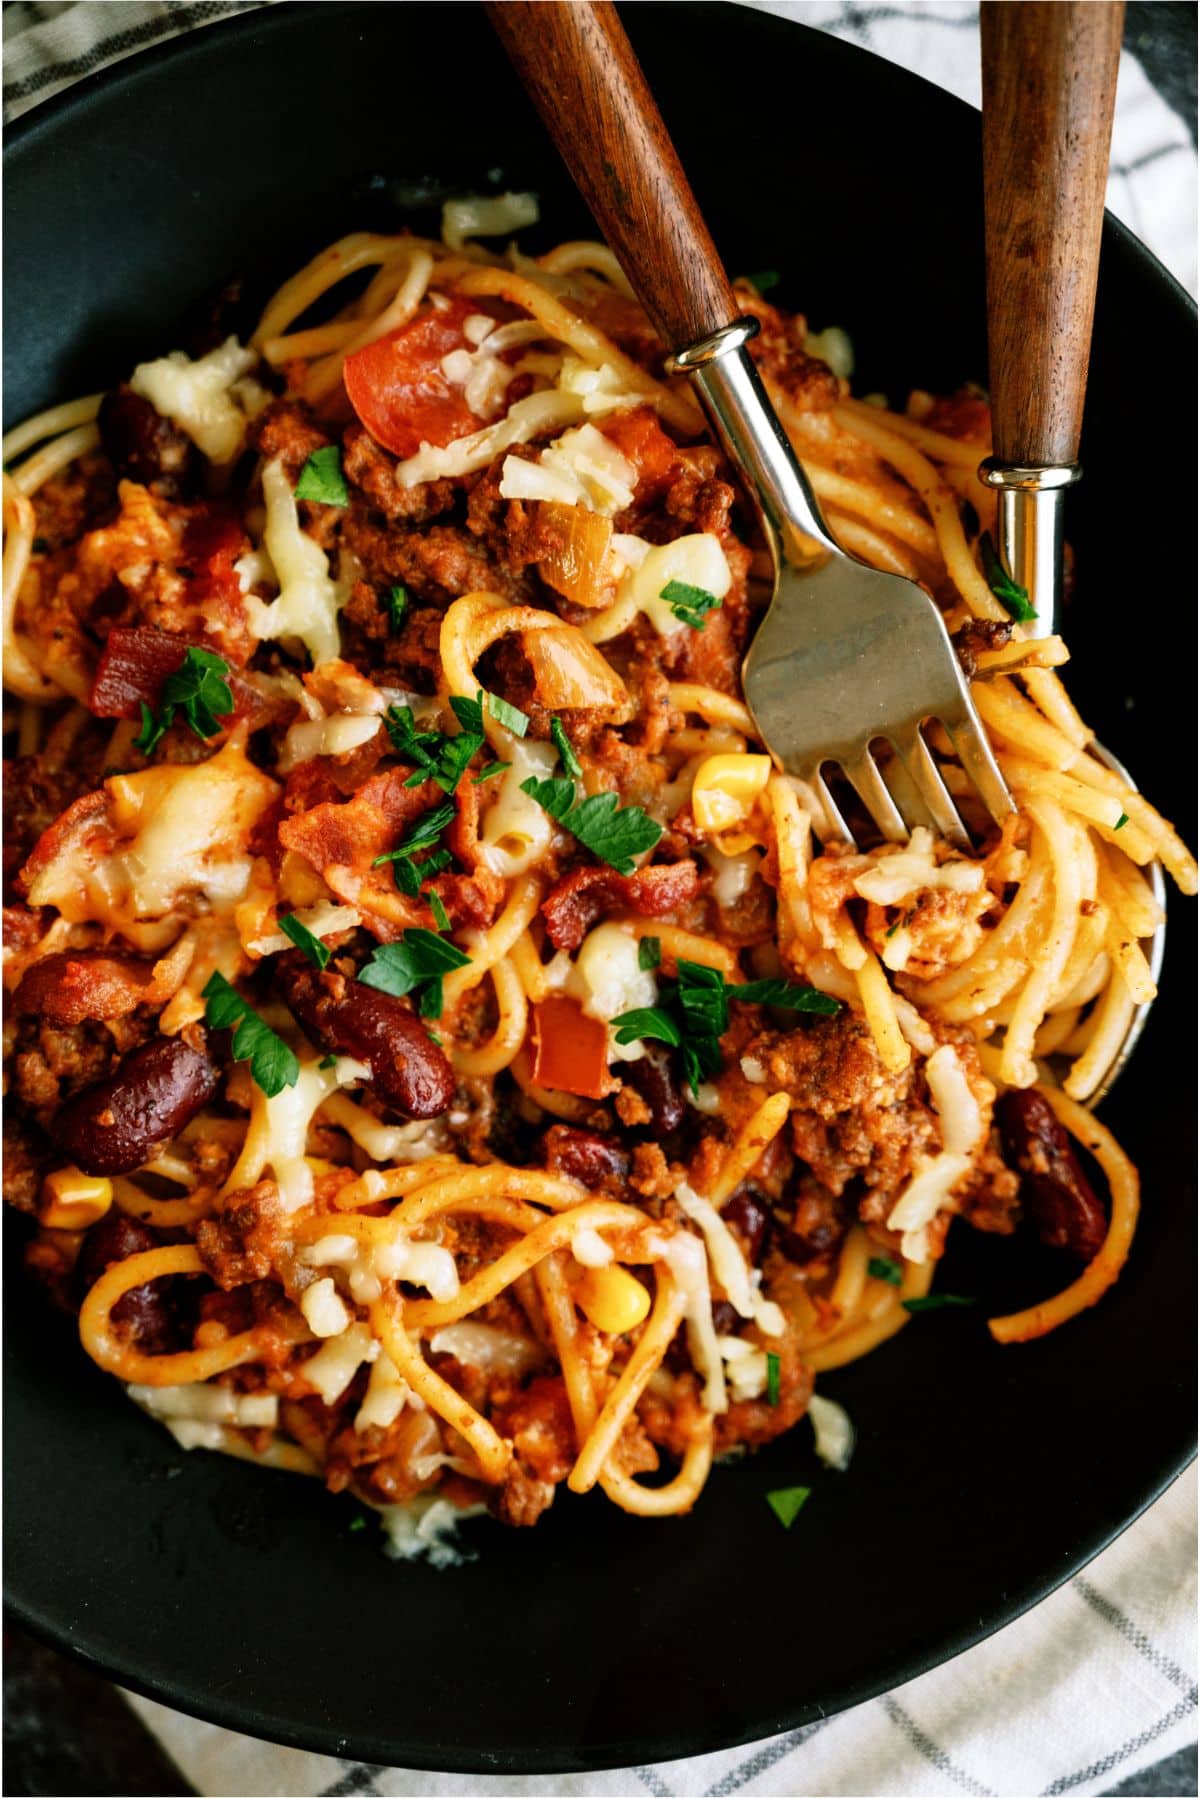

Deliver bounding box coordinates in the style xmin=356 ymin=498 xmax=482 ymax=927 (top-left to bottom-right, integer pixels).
xmin=667 ymin=318 xmax=839 ymax=565
xmin=978 ymin=458 xmax=1081 ymax=640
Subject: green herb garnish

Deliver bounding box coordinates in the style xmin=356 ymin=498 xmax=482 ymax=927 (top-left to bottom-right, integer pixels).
xmin=278 ymin=912 xmax=331 ymax=971
xmin=348 ymin=1514 xmax=367 ymax=1533
xmin=473 ymin=760 xmax=510 ymax=783
xmin=318 ymin=1054 xmax=337 ymax=1070
xmin=487 ymin=691 xmax=530 ymax=737
xmin=746 ymin=269 xmax=780 ymax=293
xmin=613 ymin=960 xmax=839 ymax=1093
xmin=868 ymin=1256 xmax=903 ymax=1287
xmin=385 ymin=703 xmax=484 ymax=795
xmin=765 ymin=1485 xmax=810 ymax=1529
xmin=1115 ymin=812 xmax=1129 ymax=831
xmin=637 ymin=936 xmax=662 ymax=972
xmin=660 ymin=579 xmax=723 ymax=631
xmin=133 ymin=645 xmax=234 ymax=755
xmin=428 ymin=889 xmax=451 ymax=933
xmin=202 ymin=972 xmax=299 ymax=1097
xmin=359 ymin=927 xmax=471 ymax=1019
xmin=519 ymin=776 xmax=662 ymax=877
xmin=765 ymin=1352 xmax=781 ymax=1407
xmin=295 ymin=445 xmax=348 ymax=507
xmin=551 ymin=716 xmax=582 ymax=779
xmin=901 ymin=1293 xmax=977 ymax=1313
xmin=372 ymin=799 xmax=457 ymax=896
xmin=385 ymin=585 xmax=409 ymax=633
xmin=979 ymin=532 xmax=1037 ymax=623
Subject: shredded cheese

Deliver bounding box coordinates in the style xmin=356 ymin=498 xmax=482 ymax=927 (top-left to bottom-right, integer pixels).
xmin=567 ymin=921 xmax=656 ymax=1063
xmin=479 ymin=737 xmax=559 ymax=877
xmin=674 ymin=1183 xmax=785 ymax=1337
xmin=499 ymin=422 xmax=636 ymax=515
xmin=129 ymin=336 xmax=257 ymax=463
xmin=441 ymin=191 xmax=539 ymax=252
xmin=247 ymin=458 xmax=349 ymax=667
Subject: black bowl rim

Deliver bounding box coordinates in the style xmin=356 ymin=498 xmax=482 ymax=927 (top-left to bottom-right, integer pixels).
xmin=3 ymin=0 xmax=1196 ymax=1773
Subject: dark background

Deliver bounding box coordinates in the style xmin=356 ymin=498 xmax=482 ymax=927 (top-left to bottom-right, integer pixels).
xmin=4 ymin=1 xmax=1196 ymax=1793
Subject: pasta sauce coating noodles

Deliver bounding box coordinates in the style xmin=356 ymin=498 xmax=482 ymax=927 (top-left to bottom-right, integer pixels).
xmin=3 ymin=207 xmax=1194 ymax=1552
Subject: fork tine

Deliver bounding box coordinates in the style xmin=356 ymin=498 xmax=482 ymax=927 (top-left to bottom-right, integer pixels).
xmin=944 ymin=714 xmax=1017 ymax=832
xmin=893 ymin=727 xmax=972 ymax=853
xmin=842 ymin=750 xmax=908 ymax=844
xmin=811 ymin=768 xmax=854 ymax=848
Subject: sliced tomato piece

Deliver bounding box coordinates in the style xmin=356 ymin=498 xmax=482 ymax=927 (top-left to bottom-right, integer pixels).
xmin=529 ymin=995 xmax=611 ymax=1100
xmin=342 ymin=296 xmax=485 ymax=459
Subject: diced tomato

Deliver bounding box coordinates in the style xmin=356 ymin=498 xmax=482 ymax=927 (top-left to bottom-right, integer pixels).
xmin=598 ymin=406 xmax=682 ymax=499
xmin=342 ymin=296 xmax=485 ymax=459
xmin=529 ymin=995 xmax=611 ymax=1100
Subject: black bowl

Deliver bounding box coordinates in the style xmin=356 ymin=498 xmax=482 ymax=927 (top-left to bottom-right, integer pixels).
xmin=4 ymin=1 xmax=1195 ymax=1773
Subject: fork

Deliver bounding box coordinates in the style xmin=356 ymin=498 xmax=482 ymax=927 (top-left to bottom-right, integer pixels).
xmin=486 ymin=0 xmax=1013 ymax=854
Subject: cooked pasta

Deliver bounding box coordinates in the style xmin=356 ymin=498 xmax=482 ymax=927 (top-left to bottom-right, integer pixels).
xmin=3 ymin=199 xmax=1193 ymax=1556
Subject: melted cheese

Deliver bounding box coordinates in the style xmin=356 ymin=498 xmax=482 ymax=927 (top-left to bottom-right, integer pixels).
xmin=427 ymin=1322 xmax=543 ymax=1376
xmin=379 ymin=1494 xmax=487 ymax=1568
xmin=278 ymin=711 xmax=380 ymax=772
xmin=566 ymin=921 xmax=656 ymax=1064
xmin=301 ymin=1321 xmax=377 ymax=1405
xmin=499 ymin=422 xmax=637 ymax=515
xmin=925 ymin=1043 xmax=987 ymax=1155
xmin=647 ymin=1227 xmax=726 ymax=1413
xmin=371 ymin=1235 xmax=460 ymax=1302
xmin=674 ymin=1183 xmax=785 ymax=1338
xmin=395 ymin=390 xmax=584 ymax=487
xmin=127 ymin=1382 xmax=277 ymax=1428
xmin=852 ymin=828 xmax=985 ymax=907
xmin=129 ymin=336 xmax=257 ymax=463
xmin=717 ymin=1334 xmax=769 ymax=1403
xmin=226 ymin=1055 xmax=360 ymax=1212
xmin=479 ymin=737 xmax=559 ymax=877
xmin=354 ymin=1351 xmax=409 ymax=1432
xmin=441 ymin=190 xmax=539 ymax=251
xmin=247 ymin=458 xmax=349 ymax=667
xmin=886 ymin=1151 xmax=973 ymax=1261
xmin=808 ymin=1392 xmax=855 ymax=1470
xmin=299 ymin=1276 xmax=351 ymax=1338
xmin=804 ymin=324 xmax=855 ymax=379
xmin=615 ymin=532 xmax=733 ymax=638
xmin=247 ymin=900 xmax=362 ymax=959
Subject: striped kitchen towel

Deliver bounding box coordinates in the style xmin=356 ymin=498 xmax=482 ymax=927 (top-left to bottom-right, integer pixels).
xmin=5 ymin=4 xmax=1196 ymax=1795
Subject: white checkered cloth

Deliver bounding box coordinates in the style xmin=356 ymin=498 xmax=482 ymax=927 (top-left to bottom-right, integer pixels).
xmin=5 ymin=5 xmax=1196 ymax=1794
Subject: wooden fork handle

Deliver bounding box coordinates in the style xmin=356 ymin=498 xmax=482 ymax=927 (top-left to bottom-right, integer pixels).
xmin=981 ymin=1 xmax=1124 ymax=468
xmin=485 ymin=0 xmax=740 ymax=350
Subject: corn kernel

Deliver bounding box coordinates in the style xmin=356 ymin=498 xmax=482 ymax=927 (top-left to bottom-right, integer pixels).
xmin=40 ymin=1166 xmax=113 ymax=1230
xmin=692 ymin=753 xmax=772 ymax=845
xmin=575 ymin=1263 xmax=652 ymax=1336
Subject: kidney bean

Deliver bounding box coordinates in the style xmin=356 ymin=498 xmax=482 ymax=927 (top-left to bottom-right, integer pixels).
xmin=278 ymin=958 xmax=454 ymax=1121
xmin=722 ymin=1185 xmax=770 ymax=1264
xmin=998 ymin=1089 xmax=1107 ymax=1259
xmin=98 ymin=384 xmax=197 ymax=492
xmin=56 ymin=1037 xmax=218 ymax=1177
xmin=540 ymin=1124 xmax=630 ymax=1189
xmin=777 ymin=1181 xmax=847 ymax=1265
xmin=73 ymin=1211 xmax=178 ymax=1353
xmin=622 ymin=1044 xmax=686 ymax=1134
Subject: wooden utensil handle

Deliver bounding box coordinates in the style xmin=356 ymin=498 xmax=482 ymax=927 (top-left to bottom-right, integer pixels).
xmin=485 ymin=0 xmax=740 ymax=350
xmin=981 ymin=1 xmax=1124 ymax=467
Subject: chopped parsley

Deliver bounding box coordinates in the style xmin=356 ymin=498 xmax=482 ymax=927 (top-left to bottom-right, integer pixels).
xmin=359 ymin=926 xmax=470 ymax=1019
xmin=428 ymin=889 xmax=451 ymax=933
xmin=519 ymin=776 xmax=662 ymax=877
xmin=765 ymin=1485 xmax=810 ymax=1529
xmin=765 ymin=1352 xmax=781 ymax=1407
xmin=901 ymin=1293 xmax=977 ymax=1313
xmin=202 ymin=972 xmax=299 ymax=1098
xmin=295 ymin=445 xmax=348 ymax=507
xmin=348 ymin=1514 xmax=367 ymax=1533
xmin=637 ymin=935 xmax=662 ymax=972
xmin=868 ymin=1255 xmax=903 ymax=1287
xmin=372 ymin=798 xmax=456 ymax=897
xmin=979 ymin=531 xmax=1037 ymax=623
xmin=133 ymin=646 xmax=234 ymax=756
xmin=613 ymin=960 xmax=840 ymax=1092
xmin=1115 ymin=812 xmax=1129 ymax=831
xmin=278 ymin=912 xmax=331 ymax=970
xmin=487 ymin=691 xmax=530 ymax=737
xmin=660 ymin=578 xmax=723 ymax=631
xmin=551 ymin=716 xmax=582 ymax=779
xmin=473 ymin=760 xmax=510 ymax=784
xmin=385 ymin=585 xmax=409 ymax=633
xmin=746 ymin=269 xmax=780 ymax=293
xmin=385 ymin=703 xmax=484 ymax=795
xmin=318 ymin=1054 xmax=337 ymax=1070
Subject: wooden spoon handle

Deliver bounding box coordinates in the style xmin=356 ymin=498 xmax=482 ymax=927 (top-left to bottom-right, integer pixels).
xmin=485 ymin=0 xmax=739 ymax=351
xmin=980 ymin=1 xmax=1124 ymax=467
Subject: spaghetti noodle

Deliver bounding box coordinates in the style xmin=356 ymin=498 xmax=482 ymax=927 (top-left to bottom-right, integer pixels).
xmin=3 ymin=202 xmax=1194 ymax=1552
